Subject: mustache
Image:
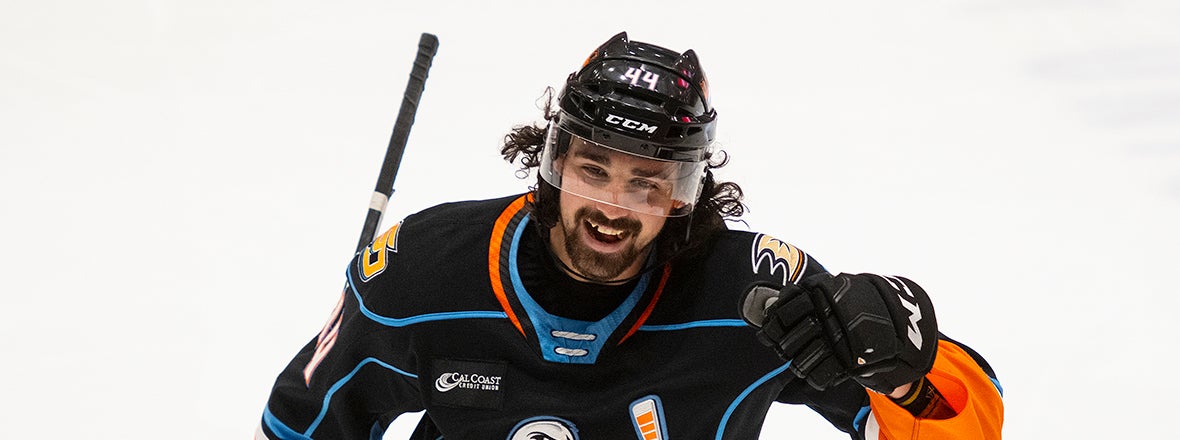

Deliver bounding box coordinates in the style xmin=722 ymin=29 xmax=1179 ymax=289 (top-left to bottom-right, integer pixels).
xmin=576 ymin=207 xmax=642 ymax=233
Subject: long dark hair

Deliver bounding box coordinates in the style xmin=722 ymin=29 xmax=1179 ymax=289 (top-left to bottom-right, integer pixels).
xmin=501 ymin=89 xmax=745 ymax=262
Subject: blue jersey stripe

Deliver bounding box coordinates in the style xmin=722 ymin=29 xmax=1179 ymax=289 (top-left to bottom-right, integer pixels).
xmin=715 ymin=361 xmax=793 ymax=440
xmin=346 ymin=268 xmax=508 ymax=326
xmin=853 ymin=405 xmax=871 ymax=432
xmin=639 ymin=319 xmax=748 ymax=331
xmin=262 ymin=406 xmax=311 ymax=440
xmin=991 ymin=377 xmax=1005 ymax=396
xmin=305 ymin=357 xmax=417 ymax=436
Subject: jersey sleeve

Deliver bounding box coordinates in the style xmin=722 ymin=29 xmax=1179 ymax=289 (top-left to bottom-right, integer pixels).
xmin=860 ymin=337 xmax=1004 ymax=439
xmin=759 ymin=242 xmax=1003 ymax=439
xmin=257 ymin=224 xmax=425 ymax=440
xmin=776 ymin=337 xmax=1002 ymax=440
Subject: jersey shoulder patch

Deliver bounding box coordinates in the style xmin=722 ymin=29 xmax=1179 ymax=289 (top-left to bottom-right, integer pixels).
xmin=357 ymin=222 xmax=403 ymax=282
xmin=750 ymin=233 xmax=808 ymax=285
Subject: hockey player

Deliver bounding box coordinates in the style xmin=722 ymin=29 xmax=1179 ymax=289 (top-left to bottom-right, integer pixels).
xmin=257 ymin=32 xmax=1004 ymax=439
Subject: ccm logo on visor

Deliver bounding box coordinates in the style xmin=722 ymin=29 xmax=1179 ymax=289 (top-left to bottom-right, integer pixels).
xmin=605 ymin=114 xmax=658 ymax=134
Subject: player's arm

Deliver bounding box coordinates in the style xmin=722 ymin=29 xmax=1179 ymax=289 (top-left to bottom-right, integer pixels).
xmin=256 ymin=226 xmax=425 ymax=439
xmin=860 ymin=336 xmax=1003 ymax=439
xmin=744 ymin=273 xmax=1003 ymax=439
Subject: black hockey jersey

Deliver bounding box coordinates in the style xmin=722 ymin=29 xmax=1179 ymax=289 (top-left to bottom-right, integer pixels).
xmin=258 ymin=194 xmax=1003 ymax=439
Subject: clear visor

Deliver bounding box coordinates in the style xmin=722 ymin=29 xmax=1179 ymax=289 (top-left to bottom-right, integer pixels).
xmin=539 ymin=124 xmax=707 ymax=217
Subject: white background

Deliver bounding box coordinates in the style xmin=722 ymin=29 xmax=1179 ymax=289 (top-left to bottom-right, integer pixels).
xmin=2 ymin=1 xmax=1178 ymax=438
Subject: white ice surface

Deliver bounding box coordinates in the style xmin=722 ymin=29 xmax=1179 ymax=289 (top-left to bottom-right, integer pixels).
xmin=1 ymin=1 xmax=1177 ymax=438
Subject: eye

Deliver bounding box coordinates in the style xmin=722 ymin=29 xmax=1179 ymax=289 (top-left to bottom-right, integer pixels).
xmin=629 ymin=178 xmax=661 ymax=192
xmin=580 ymin=165 xmax=609 ymax=180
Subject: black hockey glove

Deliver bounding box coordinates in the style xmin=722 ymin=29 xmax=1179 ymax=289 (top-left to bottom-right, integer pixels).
xmin=741 ymin=273 xmax=938 ymax=394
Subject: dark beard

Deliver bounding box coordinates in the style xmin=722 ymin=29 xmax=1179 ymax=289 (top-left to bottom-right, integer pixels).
xmin=561 ymin=207 xmax=645 ymax=282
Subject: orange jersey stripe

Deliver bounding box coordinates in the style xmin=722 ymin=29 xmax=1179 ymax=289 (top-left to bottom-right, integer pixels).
xmin=617 ymin=264 xmax=671 ymax=345
xmin=487 ymin=194 xmax=529 ymax=336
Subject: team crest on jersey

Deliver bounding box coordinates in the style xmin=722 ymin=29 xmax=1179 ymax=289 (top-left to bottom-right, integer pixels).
xmin=508 ymin=417 xmax=579 ymax=440
xmin=751 ymin=233 xmax=807 ymax=285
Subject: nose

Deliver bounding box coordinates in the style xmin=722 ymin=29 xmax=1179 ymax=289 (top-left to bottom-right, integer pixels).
xmin=594 ymin=200 xmax=631 ymax=220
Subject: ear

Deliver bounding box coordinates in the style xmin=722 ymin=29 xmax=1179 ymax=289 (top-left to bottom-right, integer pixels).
xmin=552 ymin=154 xmax=566 ymax=174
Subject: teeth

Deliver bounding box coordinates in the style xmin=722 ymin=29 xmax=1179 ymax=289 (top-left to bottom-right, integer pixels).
xmin=587 ymin=219 xmax=623 ymax=236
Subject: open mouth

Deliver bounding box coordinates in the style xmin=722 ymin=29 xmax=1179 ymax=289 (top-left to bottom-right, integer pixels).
xmin=585 ymin=218 xmax=626 ymax=244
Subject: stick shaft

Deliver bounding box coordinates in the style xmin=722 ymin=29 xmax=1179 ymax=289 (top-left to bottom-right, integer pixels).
xmin=355 ymin=33 xmax=439 ymax=253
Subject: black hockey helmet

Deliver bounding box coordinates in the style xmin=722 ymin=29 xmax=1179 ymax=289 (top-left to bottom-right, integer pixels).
xmin=557 ymin=32 xmax=715 ymax=161
xmin=540 ymin=32 xmax=717 ymax=217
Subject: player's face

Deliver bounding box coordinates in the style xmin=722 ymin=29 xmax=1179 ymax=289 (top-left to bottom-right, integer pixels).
xmin=548 ymin=138 xmax=670 ymax=283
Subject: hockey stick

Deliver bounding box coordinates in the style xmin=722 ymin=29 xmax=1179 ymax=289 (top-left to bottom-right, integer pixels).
xmin=355 ymin=33 xmax=440 ymax=253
